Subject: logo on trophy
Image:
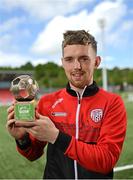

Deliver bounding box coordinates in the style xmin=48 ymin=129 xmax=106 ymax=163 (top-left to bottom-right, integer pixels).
xmin=10 ymin=75 xmax=39 ymax=121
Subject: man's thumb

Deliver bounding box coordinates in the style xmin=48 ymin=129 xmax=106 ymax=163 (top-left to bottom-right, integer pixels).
xmin=35 ymin=111 xmax=48 ymax=120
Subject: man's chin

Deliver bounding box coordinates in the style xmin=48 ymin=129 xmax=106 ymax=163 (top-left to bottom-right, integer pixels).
xmin=70 ymin=82 xmax=86 ymax=89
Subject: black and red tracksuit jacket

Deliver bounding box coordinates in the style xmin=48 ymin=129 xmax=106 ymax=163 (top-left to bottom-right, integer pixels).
xmin=16 ymin=81 xmax=127 ymax=179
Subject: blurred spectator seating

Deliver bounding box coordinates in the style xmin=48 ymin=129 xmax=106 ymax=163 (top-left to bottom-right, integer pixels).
xmin=0 ymin=89 xmax=14 ymax=106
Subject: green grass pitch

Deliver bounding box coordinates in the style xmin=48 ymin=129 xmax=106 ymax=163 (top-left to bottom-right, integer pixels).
xmin=0 ymin=96 xmax=132 ymax=179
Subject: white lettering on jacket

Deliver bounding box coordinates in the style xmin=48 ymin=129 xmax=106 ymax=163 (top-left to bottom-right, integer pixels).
xmin=52 ymin=98 xmax=63 ymax=109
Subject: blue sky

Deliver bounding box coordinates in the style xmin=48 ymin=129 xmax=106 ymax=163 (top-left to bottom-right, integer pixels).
xmin=0 ymin=0 xmax=133 ymax=68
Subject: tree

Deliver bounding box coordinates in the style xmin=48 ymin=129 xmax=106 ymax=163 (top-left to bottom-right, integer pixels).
xmin=20 ymin=62 xmax=34 ymax=70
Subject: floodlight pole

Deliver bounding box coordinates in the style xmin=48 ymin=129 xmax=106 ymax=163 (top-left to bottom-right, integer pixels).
xmin=98 ymin=18 xmax=108 ymax=91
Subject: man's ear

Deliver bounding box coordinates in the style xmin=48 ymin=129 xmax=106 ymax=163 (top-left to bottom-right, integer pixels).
xmin=95 ymin=56 xmax=101 ymax=69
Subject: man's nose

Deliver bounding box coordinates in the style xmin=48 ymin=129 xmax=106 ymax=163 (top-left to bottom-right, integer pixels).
xmin=74 ymin=59 xmax=81 ymax=69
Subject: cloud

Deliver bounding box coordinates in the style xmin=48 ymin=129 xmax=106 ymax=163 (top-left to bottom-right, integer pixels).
xmin=0 ymin=16 xmax=31 ymax=53
xmin=0 ymin=0 xmax=93 ymax=20
xmin=31 ymin=0 xmax=127 ymax=58
xmin=93 ymin=0 xmax=127 ymax=31
xmin=0 ymin=16 xmax=26 ymax=33
xmin=0 ymin=34 xmax=13 ymax=51
xmin=31 ymin=10 xmax=92 ymax=56
xmin=32 ymin=58 xmax=51 ymax=66
xmin=0 ymin=50 xmax=49 ymax=67
xmin=0 ymin=51 xmax=30 ymax=67
xmin=106 ymin=19 xmax=133 ymax=49
xmin=0 ymin=0 xmax=132 ymax=68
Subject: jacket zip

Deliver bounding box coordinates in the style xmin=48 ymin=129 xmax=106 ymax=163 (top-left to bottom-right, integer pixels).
xmin=74 ymin=87 xmax=87 ymax=179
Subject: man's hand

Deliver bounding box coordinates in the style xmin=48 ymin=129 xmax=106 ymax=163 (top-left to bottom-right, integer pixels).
xmin=15 ymin=112 xmax=59 ymax=144
xmin=6 ymin=105 xmax=27 ymax=140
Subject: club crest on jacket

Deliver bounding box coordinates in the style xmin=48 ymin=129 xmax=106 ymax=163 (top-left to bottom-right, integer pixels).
xmin=90 ymin=109 xmax=103 ymax=123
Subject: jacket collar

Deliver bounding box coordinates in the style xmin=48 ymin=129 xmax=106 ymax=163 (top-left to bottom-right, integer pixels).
xmin=66 ymin=81 xmax=99 ymax=97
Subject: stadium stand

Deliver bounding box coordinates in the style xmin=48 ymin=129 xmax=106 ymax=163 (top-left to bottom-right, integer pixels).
xmin=0 ymin=88 xmax=14 ymax=106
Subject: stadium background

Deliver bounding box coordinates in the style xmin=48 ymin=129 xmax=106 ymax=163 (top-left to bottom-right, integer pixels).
xmin=0 ymin=64 xmax=133 ymax=179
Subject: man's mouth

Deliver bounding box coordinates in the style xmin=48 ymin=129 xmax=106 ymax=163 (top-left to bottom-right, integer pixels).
xmin=71 ymin=72 xmax=84 ymax=80
xmin=72 ymin=71 xmax=84 ymax=76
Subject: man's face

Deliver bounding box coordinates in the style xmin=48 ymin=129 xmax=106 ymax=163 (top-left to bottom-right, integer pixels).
xmin=62 ymin=44 xmax=101 ymax=89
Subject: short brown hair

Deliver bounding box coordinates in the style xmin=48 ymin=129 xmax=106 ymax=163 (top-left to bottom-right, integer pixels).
xmin=62 ymin=30 xmax=97 ymax=53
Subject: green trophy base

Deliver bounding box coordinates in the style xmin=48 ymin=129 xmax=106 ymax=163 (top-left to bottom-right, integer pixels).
xmin=14 ymin=101 xmax=35 ymax=121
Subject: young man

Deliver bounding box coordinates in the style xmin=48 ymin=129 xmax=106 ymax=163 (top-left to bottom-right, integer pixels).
xmin=7 ymin=30 xmax=127 ymax=179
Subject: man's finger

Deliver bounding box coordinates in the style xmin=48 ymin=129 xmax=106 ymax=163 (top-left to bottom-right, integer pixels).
xmin=15 ymin=121 xmax=36 ymax=128
xmin=6 ymin=119 xmax=15 ymax=128
xmin=7 ymin=111 xmax=14 ymax=120
xmin=36 ymin=111 xmax=48 ymax=120
xmin=25 ymin=128 xmax=37 ymax=135
xmin=7 ymin=105 xmax=14 ymax=114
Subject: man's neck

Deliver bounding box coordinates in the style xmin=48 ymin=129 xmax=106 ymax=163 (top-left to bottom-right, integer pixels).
xmin=69 ymin=80 xmax=93 ymax=95
xmin=69 ymin=84 xmax=88 ymax=95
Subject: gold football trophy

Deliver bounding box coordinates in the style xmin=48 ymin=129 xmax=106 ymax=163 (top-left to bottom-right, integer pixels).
xmin=10 ymin=75 xmax=39 ymax=121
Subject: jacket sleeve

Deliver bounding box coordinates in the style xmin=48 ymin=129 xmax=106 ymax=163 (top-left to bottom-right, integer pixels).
xmin=16 ymin=133 xmax=46 ymax=161
xmin=54 ymin=95 xmax=127 ymax=174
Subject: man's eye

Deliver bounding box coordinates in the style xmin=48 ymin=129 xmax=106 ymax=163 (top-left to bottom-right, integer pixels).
xmin=80 ymin=57 xmax=90 ymax=62
xmin=64 ymin=58 xmax=73 ymax=62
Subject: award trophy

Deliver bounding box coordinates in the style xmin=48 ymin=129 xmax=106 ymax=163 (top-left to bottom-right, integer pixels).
xmin=10 ymin=75 xmax=39 ymax=121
